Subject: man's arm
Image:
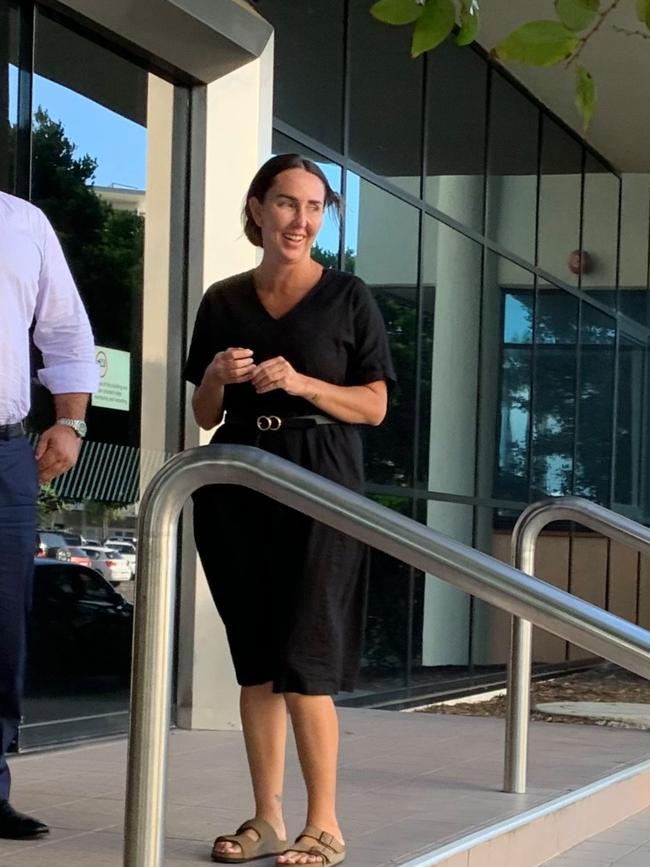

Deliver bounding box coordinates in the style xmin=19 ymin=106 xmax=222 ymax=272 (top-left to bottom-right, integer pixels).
xmin=35 ymin=393 xmax=90 ymax=483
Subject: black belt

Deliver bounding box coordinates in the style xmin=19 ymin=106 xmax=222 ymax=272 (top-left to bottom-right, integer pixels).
xmin=226 ymin=413 xmax=338 ymax=432
xmin=0 ymin=421 xmax=25 ymax=440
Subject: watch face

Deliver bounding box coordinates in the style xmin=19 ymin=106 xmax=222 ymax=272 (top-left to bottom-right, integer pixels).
xmin=77 ymin=420 xmax=88 ymax=437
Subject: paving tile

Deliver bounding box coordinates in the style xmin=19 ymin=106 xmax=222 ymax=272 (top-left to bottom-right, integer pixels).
xmin=0 ymin=708 xmax=649 ymax=866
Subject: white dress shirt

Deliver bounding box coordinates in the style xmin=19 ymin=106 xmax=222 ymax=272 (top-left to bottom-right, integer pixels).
xmin=0 ymin=191 xmax=99 ymax=424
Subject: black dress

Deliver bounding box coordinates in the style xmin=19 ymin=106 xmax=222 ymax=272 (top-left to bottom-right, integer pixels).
xmin=184 ymin=268 xmax=395 ymax=695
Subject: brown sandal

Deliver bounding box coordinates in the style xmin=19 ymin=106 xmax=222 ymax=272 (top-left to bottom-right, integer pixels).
xmin=211 ymin=817 xmax=288 ymax=863
xmin=279 ymin=825 xmax=346 ymax=865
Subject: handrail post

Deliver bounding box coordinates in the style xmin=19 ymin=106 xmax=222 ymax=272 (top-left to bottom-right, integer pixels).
xmin=504 ymin=509 xmax=541 ymax=794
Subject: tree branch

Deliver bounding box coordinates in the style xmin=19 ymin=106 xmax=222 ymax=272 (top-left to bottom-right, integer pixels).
xmin=612 ymin=23 xmax=650 ymax=39
xmin=565 ymin=0 xmax=624 ymax=68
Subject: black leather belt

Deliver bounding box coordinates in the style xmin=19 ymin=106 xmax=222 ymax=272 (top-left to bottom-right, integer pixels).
xmin=0 ymin=421 xmax=25 ymax=440
xmin=227 ymin=413 xmax=338 ymax=432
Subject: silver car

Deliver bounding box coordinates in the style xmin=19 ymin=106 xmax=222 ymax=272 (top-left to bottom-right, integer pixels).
xmin=81 ymin=546 xmax=132 ymax=584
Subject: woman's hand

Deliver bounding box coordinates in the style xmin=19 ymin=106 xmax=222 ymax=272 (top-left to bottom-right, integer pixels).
xmin=251 ymin=356 xmax=310 ymax=396
xmin=205 ymin=347 xmax=256 ymax=386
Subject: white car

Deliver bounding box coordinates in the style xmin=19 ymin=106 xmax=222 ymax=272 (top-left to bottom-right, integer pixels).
xmin=102 ymin=540 xmax=136 ymax=578
xmin=81 ymin=546 xmax=132 ymax=584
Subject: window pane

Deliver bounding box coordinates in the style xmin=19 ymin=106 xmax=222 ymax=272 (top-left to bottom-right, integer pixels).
xmin=425 ymin=40 xmax=487 ymax=231
xmin=257 ymin=0 xmax=344 ymax=152
xmin=348 ymin=0 xmax=423 ymax=197
xmin=486 ymin=72 xmax=538 ymax=262
xmin=272 ymin=130 xmax=342 ymax=266
xmin=480 ymin=255 xmax=534 ymax=503
xmin=582 ymin=154 xmax=620 ymax=307
xmin=614 ymin=336 xmax=646 ymax=515
xmin=360 ymin=496 xmax=412 ymax=690
xmin=531 ymin=286 xmax=578 ymax=497
xmin=346 ymin=174 xmax=418 ymax=486
xmin=422 ymin=216 xmax=483 ymax=496
xmin=619 ymin=174 xmax=650 ymax=326
xmin=538 ymin=114 xmax=582 ymax=286
xmin=575 ymin=306 xmax=615 ymax=504
xmin=0 ymin=1 xmax=18 ymax=192
xmin=26 ymin=10 xmax=188 ymax=743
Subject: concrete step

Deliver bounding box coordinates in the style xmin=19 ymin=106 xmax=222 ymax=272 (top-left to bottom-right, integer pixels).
xmin=399 ymin=758 xmax=650 ymax=867
xmin=541 ymin=805 xmax=650 ymax=866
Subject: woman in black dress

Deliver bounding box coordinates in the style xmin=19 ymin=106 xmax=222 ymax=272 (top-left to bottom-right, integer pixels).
xmin=185 ymin=154 xmax=394 ymax=866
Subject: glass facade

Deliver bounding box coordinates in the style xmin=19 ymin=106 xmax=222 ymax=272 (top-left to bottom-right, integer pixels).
xmin=257 ymin=0 xmax=650 ymax=696
xmin=3 ymin=0 xmax=650 ymax=728
xmin=3 ymin=0 xmax=190 ymax=745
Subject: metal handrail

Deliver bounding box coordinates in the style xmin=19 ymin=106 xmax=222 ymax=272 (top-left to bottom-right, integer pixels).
xmin=506 ymin=496 xmax=650 ymax=795
xmin=124 ymin=448 xmax=650 ymax=867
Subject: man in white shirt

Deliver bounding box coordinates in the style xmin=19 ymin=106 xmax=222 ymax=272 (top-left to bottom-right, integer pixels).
xmin=0 ymin=191 xmax=99 ymax=839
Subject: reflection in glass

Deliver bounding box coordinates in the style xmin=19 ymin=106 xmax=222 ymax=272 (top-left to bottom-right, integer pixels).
xmin=582 ymin=154 xmax=620 ymax=307
xmin=423 ymin=215 xmax=483 ymax=497
xmin=575 ymin=306 xmax=615 ymax=503
xmin=346 ymin=175 xmax=418 ymax=486
xmin=538 ymin=114 xmax=582 ymax=285
xmin=486 ymin=72 xmax=539 ymax=262
xmin=619 ymin=175 xmax=650 ymax=325
xmin=348 ymin=0 xmax=423 ymax=197
xmin=531 ymin=287 xmax=578 ymax=497
xmin=614 ymin=336 xmax=646 ymax=515
xmin=425 ymin=40 xmax=487 ymax=231
xmin=26 ymin=9 xmax=186 ymax=746
xmin=272 ymin=129 xmax=342 ymax=267
xmin=360 ymin=495 xmax=412 ymax=689
xmin=257 ymin=0 xmax=344 ymax=152
xmin=483 ymin=255 xmax=534 ymax=503
xmin=0 ymin=1 xmax=18 ymax=193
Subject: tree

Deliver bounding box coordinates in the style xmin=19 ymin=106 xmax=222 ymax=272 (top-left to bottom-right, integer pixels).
xmin=370 ymin=0 xmax=650 ymax=130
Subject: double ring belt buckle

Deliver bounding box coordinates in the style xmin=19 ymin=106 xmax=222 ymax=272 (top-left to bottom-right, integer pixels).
xmin=256 ymin=415 xmax=282 ymax=432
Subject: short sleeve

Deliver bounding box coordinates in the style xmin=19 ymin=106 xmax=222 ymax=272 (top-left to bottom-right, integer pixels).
xmin=347 ymin=281 xmax=396 ymax=389
xmin=184 ymin=292 xmax=217 ymax=386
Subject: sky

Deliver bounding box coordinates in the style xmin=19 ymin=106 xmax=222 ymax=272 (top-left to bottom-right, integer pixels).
xmin=8 ymin=65 xmax=358 ymax=253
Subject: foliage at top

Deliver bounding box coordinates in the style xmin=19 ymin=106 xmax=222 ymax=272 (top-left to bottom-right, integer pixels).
xmin=370 ymin=0 xmax=650 ymax=131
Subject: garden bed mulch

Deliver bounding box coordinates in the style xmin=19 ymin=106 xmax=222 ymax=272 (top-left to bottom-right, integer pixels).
xmin=416 ymin=665 xmax=650 ymax=729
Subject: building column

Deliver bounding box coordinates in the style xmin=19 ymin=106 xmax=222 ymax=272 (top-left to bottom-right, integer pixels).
xmin=422 ymin=175 xmax=483 ymax=666
xmin=175 ymin=37 xmax=274 ymax=731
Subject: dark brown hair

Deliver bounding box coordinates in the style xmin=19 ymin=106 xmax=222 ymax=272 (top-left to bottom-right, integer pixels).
xmin=243 ymin=153 xmax=342 ymax=247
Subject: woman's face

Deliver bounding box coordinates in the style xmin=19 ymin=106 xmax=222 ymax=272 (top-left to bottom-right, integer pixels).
xmin=250 ymin=168 xmax=326 ymax=263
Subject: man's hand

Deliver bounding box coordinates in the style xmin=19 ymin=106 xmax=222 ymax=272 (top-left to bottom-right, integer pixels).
xmin=34 ymin=424 xmax=82 ymax=483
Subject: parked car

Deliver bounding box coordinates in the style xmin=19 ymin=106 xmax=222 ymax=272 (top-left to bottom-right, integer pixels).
xmin=59 ymin=530 xmax=85 ymax=546
xmin=101 ymin=540 xmax=136 ymax=578
xmin=35 ymin=530 xmax=71 ymax=561
xmin=84 ymin=538 xmax=101 ymax=547
xmin=67 ymin=546 xmax=92 ymax=569
xmin=27 ymin=559 xmax=133 ymax=676
xmin=81 ymin=546 xmax=132 ymax=584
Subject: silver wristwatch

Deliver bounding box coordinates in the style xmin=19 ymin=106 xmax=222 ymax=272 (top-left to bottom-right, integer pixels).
xmin=56 ymin=418 xmax=88 ymax=438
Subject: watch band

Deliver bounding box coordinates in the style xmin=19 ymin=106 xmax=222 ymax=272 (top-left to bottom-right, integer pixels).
xmin=56 ymin=418 xmax=87 ymax=438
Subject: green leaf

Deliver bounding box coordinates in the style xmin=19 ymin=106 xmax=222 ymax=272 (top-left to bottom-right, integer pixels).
xmin=636 ymin=0 xmax=650 ymax=28
xmin=493 ymin=20 xmax=579 ymax=66
xmin=575 ymin=64 xmax=596 ymax=130
xmin=370 ymin=0 xmax=424 ymax=25
xmin=456 ymin=0 xmax=479 ymax=45
xmin=411 ymin=0 xmax=456 ymax=57
xmin=554 ymin=0 xmax=599 ymax=32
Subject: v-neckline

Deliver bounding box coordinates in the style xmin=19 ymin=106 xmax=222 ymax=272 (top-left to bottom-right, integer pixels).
xmin=251 ymin=268 xmax=329 ymax=322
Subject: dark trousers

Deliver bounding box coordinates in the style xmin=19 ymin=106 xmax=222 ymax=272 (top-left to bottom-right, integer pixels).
xmin=0 ymin=437 xmax=37 ymax=801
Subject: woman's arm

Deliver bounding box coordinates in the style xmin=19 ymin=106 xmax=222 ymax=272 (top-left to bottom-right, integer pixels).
xmin=192 ymin=347 xmax=255 ymax=430
xmin=251 ymin=356 xmax=387 ymax=426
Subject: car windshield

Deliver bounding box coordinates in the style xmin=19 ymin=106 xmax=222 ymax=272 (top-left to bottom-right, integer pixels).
xmin=81 ymin=548 xmax=102 ymax=560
